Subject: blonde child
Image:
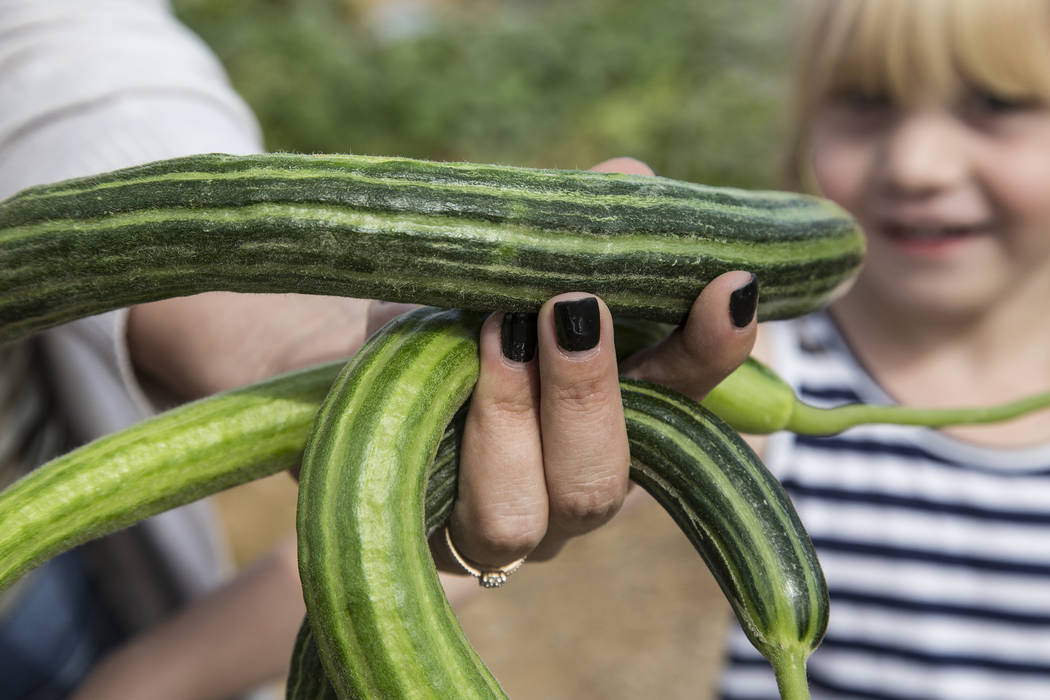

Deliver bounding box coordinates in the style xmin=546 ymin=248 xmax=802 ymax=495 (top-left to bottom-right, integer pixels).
xmin=722 ymin=1 xmax=1050 ymax=698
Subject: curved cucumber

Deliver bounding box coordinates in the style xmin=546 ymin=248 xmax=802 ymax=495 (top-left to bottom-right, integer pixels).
xmin=298 ymin=306 xmax=826 ymax=700
xmin=622 ymin=378 xmax=824 ymax=698
xmin=0 ymin=307 xmax=848 ymax=700
xmin=0 ymin=152 xmax=864 ymax=342
xmin=296 ymin=307 xmax=500 ymax=699
xmin=287 ymin=415 xmax=464 ymax=700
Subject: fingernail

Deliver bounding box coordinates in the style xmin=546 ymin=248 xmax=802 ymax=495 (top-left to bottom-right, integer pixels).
xmin=501 ymin=312 xmax=538 ymax=362
xmin=729 ymin=274 xmax=758 ymax=328
xmin=553 ymin=297 xmax=601 ymax=351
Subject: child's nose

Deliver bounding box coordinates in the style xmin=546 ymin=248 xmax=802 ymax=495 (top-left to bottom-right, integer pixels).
xmin=879 ymin=110 xmax=968 ymax=196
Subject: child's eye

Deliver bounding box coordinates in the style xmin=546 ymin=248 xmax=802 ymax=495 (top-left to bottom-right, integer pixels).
xmin=966 ymin=90 xmax=1039 ymax=115
xmin=821 ymin=89 xmax=893 ymax=133
xmin=833 ymin=89 xmax=891 ymax=114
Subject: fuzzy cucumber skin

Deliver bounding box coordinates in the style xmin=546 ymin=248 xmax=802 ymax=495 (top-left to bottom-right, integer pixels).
xmin=0 ymin=152 xmax=864 ymax=342
xmin=287 ymin=419 xmax=462 ymax=700
xmin=0 ymin=354 xmax=461 ymax=601
xmin=296 ymin=307 xmax=504 ymax=700
xmin=0 ymin=361 xmax=341 ymax=596
xmin=621 ymin=378 xmax=827 ymax=680
xmin=287 ymin=414 xmax=464 ymax=700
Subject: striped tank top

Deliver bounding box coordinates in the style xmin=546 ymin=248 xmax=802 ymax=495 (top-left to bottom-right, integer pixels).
xmin=719 ymin=312 xmax=1050 ymax=700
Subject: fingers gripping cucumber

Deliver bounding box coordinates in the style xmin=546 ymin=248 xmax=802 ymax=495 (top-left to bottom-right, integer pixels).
xmin=296 ymin=307 xmax=826 ymax=699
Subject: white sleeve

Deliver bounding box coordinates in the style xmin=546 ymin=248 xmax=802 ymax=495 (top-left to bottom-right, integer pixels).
xmin=0 ymin=0 xmax=263 ymax=199
xmin=0 ymin=0 xmax=263 ymax=431
xmin=0 ymin=0 xmax=266 ymax=594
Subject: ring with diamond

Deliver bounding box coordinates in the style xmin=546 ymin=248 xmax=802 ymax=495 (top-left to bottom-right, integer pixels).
xmin=443 ymin=525 xmax=527 ymax=589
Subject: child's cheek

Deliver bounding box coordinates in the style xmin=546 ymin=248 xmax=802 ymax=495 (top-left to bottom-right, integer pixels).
xmin=985 ymin=149 xmax=1050 ymax=229
xmin=810 ymin=134 xmax=870 ymax=216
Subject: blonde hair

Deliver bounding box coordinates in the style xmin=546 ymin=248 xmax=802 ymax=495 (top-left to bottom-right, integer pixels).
xmin=783 ymin=0 xmax=1050 ymax=190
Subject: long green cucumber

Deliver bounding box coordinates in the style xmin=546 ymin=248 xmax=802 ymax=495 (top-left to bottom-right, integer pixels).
xmin=288 ymin=410 xmax=466 ymax=700
xmin=0 ymin=359 xmax=462 ymax=597
xmin=298 ymin=306 xmax=825 ymax=700
xmin=0 ymin=152 xmax=864 ymax=342
xmin=623 ymin=377 xmax=823 ymax=698
xmin=3 ymin=311 xmax=1044 ymax=598
xmin=0 ymin=361 xmax=338 ymax=594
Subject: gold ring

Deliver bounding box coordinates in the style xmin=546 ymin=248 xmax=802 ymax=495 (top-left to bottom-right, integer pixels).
xmin=444 ymin=525 xmax=526 ymax=589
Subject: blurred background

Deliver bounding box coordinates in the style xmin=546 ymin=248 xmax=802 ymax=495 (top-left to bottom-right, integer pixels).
xmin=171 ymin=0 xmax=791 ymax=697
xmin=173 ymin=0 xmax=789 ymax=187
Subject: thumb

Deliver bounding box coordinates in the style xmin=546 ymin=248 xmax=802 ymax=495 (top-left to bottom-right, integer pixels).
xmin=621 ymin=270 xmax=757 ymax=402
xmin=589 ymin=156 xmax=655 ymax=176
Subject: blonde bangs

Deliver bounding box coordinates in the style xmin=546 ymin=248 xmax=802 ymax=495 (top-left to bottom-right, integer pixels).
xmin=803 ymin=0 xmax=1050 ymax=104
xmin=950 ymin=0 xmax=1050 ymax=100
xmin=783 ymin=0 xmax=1050 ymax=188
xmin=832 ymin=0 xmax=955 ymax=104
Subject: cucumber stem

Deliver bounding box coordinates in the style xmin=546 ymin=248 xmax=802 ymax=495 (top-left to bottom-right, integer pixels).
xmin=787 ymin=389 xmax=1050 ymax=436
xmin=772 ymin=652 xmax=811 ymax=700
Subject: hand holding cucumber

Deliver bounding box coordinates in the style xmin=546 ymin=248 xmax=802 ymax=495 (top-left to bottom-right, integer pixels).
xmin=447 ymin=158 xmax=758 ymax=575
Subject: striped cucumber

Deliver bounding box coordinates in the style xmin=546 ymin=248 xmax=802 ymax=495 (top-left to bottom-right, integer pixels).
xmin=297 ymin=307 xmax=501 ymax=700
xmin=298 ymin=306 xmax=826 ymax=700
xmin=0 ymin=152 xmax=864 ymax=342
xmin=0 ymin=304 xmax=822 ymax=698
xmin=288 ymin=411 xmax=465 ymax=700
xmin=9 ymin=151 xmax=1050 ymax=699
xmin=0 ymin=359 xmax=462 ymax=598
xmin=623 ymin=377 xmax=825 ymax=698
xmin=0 ymin=361 xmax=340 ymax=594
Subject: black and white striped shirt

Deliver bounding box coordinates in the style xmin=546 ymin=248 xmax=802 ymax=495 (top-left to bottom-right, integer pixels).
xmin=720 ymin=312 xmax=1050 ymax=700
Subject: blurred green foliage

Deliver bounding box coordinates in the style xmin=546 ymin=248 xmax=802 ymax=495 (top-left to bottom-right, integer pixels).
xmin=173 ymin=0 xmax=790 ymax=188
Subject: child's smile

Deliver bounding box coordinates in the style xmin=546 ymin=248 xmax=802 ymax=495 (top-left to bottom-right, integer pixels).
xmin=878 ymin=219 xmax=993 ymax=257
xmin=809 ymin=91 xmax=1050 ymax=322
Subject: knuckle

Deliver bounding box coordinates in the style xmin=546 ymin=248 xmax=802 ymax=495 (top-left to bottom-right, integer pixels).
xmin=549 ymin=474 xmax=627 ymax=535
xmin=546 ymin=374 xmax=614 ymax=414
xmin=657 ymin=334 xmax=737 ymax=396
xmin=470 ymin=511 xmax=547 ymax=563
xmin=482 ymin=388 xmax=538 ymax=421
xmin=676 ymin=327 xmax=721 ymax=370
xmin=473 ymin=369 xmax=539 ymax=425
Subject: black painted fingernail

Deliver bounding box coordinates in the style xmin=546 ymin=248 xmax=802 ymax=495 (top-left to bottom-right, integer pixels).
xmin=501 ymin=312 xmax=538 ymax=362
xmin=729 ymin=274 xmax=758 ymax=328
xmin=553 ymin=297 xmax=601 ymax=351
